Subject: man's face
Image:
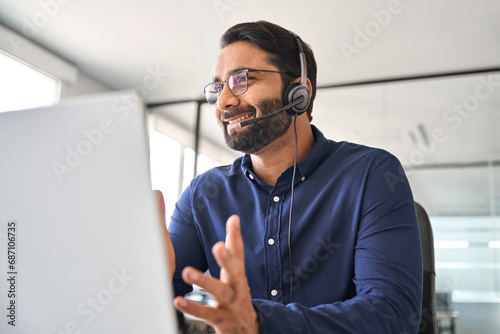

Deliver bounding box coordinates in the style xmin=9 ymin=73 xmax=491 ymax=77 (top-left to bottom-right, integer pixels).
xmin=213 ymin=41 xmax=292 ymax=154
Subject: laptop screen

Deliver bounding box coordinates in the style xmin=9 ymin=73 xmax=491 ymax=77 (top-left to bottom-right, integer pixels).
xmin=0 ymin=91 xmax=179 ymax=334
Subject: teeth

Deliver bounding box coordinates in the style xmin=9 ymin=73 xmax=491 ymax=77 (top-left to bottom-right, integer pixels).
xmin=228 ymin=114 xmax=252 ymax=124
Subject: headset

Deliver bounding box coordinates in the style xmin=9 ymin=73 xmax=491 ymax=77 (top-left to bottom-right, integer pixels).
xmin=239 ymin=33 xmax=310 ymax=303
xmin=283 ymin=35 xmax=311 ymax=115
xmin=285 ymin=35 xmax=309 ymax=304
xmin=239 ymin=35 xmax=311 ymax=127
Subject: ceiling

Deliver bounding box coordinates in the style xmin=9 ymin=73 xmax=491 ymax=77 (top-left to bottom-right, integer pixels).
xmin=0 ymin=0 xmax=499 ymax=216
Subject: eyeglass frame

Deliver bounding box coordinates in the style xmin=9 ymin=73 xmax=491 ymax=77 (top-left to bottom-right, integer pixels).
xmin=203 ymin=68 xmax=297 ymax=105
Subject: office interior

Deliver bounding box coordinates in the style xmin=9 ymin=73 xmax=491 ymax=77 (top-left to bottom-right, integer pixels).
xmin=1 ymin=1 xmax=499 ymax=333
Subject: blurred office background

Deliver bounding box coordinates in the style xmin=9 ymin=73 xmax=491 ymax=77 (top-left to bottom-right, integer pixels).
xmin=0 ymin=1 xmax=499 ymax=333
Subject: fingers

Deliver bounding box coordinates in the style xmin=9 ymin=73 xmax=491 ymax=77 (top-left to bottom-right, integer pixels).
xmin=153 ymin=190 xmax=166 ymax=223
xmin=153 ymin=190 xmax=169 ymax=242
xmin=154 ymin=189 xmax=168 ymax=233
xmin=213 ymin=242 xmax=247 ymax=285
xmin=174 ymin=296 xmax=221 ymax=325
xmin=178 ymin=216 xmax=248 ymax=311
xmin=211 ymin=215 xmax=248 ymax=291
xmin=176 ymin=216 xmax=258 ymax=334
xmin=182 ymin=267 xmax=236 ymax=305
xmin=153 ymin=190 xmax=175 ymax=278
xmin=224 ymin=215 xmax=245 ymax=261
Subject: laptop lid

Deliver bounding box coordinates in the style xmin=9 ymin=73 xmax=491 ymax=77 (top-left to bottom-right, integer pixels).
xmin=0 ymin=91 xmax=179 ymax=333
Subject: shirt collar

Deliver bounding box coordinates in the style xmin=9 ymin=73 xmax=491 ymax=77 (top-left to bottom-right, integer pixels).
xmin=296 ymin=125 xmax=335 ymax=179
xmin=240 ymin=125 xmax=337 ymax=189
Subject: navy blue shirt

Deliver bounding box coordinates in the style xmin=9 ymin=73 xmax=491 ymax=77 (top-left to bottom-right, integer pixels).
xmin=169 ymin=126 xmax=422 ymax=333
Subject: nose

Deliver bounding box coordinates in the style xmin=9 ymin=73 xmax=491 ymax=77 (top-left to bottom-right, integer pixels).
xmin=216 ymin=83 xmax=240 ymax=110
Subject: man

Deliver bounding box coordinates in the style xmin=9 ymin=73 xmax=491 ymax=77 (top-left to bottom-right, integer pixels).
xmin=164 ymin=21 xmax=423 ymax=333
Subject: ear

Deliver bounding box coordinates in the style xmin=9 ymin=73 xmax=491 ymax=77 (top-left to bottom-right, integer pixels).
xmin=306 ymin=77 xmax=312 ymax=94
xmin=289 ymin=76 xmax=310 ymax=87
xmin=291 ymin=76 xmax=312 ymax=93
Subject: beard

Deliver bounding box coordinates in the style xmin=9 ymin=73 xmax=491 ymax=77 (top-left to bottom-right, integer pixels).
xmin=222 ymin=98 xmax=292 ymax=154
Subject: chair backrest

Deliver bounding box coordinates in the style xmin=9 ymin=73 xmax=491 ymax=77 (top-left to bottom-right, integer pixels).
xmin=415 ymin=202 xmax=438 ymax=334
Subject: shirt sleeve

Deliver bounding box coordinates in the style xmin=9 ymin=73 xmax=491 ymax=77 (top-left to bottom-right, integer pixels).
xmin=253 ymin=156 xmax=423 ymax=334
xmin=168 ymin=181 xmax=208 ymax=298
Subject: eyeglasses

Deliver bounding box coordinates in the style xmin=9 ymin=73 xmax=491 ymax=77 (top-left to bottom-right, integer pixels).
xmin=203 ymin=69 xmax=293 ymax=105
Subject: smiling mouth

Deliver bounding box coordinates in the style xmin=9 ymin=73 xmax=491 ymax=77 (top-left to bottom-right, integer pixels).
xmin=227 ymin=114 xmax=252 ymax=124
xmin=223 ymin=113 xmax=254 ymax=129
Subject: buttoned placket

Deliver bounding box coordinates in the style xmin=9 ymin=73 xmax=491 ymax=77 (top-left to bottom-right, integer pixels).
xmin=244 ymin=165 xmax=307 ymax=304
xmin=265 ymin=189 xmax=284 ymax=302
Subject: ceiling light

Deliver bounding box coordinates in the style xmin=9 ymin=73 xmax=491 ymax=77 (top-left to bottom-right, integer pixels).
xmin=488 ymin=241 xmax=500 ymax=249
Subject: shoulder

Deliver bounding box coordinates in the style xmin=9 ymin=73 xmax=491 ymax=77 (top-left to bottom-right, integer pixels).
xmin=330 ymin=140 xmax=398 ymax=169
xmin=175 ymin=156 xmax=244 ymax=215
xmin=312 ymin=126 xmax=397 ymax=170
xmin=189 ymin=156 xmax=244 ymax=189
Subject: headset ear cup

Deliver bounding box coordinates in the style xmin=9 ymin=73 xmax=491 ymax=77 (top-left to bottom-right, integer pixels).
xmin=283 ymin=83 xmax=300 ymax=106
xmin=283 ymin=83 xmax=310 ymax=115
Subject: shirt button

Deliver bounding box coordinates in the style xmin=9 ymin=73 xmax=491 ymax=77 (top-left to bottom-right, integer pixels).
xmin=271 ymin=289 xmax=278 ymax=297
xmin=273 ymin=196 xmax=280 ymax=202
xmin=248 ymin=174 xmax=254 ymax=180
xmin=301 ymin=176 xmax=306 ymax=182
xmin=268 ymin=238 xmax=275 ymax=246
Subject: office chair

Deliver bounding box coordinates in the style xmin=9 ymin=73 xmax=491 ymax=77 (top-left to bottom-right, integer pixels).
xmin=415 ymin=202 xmax=438 ymax=334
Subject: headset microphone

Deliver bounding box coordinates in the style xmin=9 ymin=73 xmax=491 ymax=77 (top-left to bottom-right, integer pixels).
xmin=238 ymin=97 xmax=305 ymax=128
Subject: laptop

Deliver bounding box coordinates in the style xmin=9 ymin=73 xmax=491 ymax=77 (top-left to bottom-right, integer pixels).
xmin=0 ymin=91 xmax=179 ymax=333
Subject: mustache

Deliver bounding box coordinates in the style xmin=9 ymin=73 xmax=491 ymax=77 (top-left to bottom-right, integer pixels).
xmin=221 ymin=105 xmax=256 ymax=120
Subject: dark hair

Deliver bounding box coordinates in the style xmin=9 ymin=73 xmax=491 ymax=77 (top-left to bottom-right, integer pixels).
xmin=220 ymin=21 xmax=317 ymax=121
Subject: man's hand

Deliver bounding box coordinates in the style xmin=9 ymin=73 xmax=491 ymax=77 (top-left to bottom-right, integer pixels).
xmin=154 ymin=190 xmax=175 ymax=279
xmin=173 ymin=215 xmax=260 ymax=334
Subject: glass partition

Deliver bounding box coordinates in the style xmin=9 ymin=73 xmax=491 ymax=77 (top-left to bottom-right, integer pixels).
xmin=314 ymin=71 xmax=500 ymax=333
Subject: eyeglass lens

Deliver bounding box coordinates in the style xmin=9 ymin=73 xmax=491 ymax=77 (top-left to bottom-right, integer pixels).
xmin=204 ymin=70 xmax=248 ymax=105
